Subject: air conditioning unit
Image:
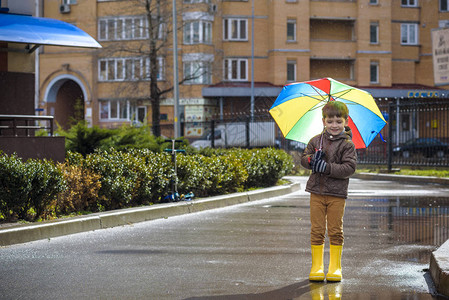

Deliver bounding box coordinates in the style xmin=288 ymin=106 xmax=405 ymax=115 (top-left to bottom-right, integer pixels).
xmin=59 ymin=4 xmax=71 ymax=14
xmin=439 ymin=20 xmax=449 ymax=28
xmin=209 ymin=4 xmax=217 ymax=13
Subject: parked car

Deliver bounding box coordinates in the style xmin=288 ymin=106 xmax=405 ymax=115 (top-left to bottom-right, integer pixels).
xmin=393 ymin=138 xmax=449 ymax=158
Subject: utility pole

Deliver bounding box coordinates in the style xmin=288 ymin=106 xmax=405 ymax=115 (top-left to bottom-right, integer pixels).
xmin=250 ymin=0 xmax=255 ymax=121
xmin=172 ymin=0 xmax=180 ymax=138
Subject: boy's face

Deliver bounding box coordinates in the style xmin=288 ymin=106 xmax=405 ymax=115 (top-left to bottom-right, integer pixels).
xmin=322 ymin=116 xmax=348 ymax=136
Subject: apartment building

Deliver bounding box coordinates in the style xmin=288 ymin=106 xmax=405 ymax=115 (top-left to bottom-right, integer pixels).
xmin=38 ymin=0 xmax=449 ymax=138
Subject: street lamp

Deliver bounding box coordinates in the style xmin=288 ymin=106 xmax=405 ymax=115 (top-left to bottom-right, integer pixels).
xmin=172 ymin=0 xmax=180 ymax=138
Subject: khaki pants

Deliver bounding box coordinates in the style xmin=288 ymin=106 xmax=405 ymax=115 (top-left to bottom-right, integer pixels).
xmin=310 ymin=193 xmax=346 ymax=246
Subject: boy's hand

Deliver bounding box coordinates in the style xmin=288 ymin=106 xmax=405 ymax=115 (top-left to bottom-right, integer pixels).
xmin=310 ymin=149 xmax=324 ymax=167
xmin=312 ymin=159 xmax=327 ymax=173
xmin=311 ymin=150 xmax=327 ymax=173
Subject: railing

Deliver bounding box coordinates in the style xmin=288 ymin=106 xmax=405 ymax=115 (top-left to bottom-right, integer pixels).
xmin=177 ymin=99 xmax=449 ymax=168
xmin=357 ymin=100 xmax=449 ymax=168
xmin=0 ymin=115 xmax=54 ymax=137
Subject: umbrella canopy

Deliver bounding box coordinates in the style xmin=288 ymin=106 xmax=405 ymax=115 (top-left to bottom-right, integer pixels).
xmin=269 ymin=78 xmax=387 ymax=149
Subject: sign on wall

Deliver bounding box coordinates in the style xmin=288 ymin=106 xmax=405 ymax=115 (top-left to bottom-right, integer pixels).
xmin=431 ymin=27 xmax=449 ymax=86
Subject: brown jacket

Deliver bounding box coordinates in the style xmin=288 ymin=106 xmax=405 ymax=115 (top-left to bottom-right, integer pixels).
xmin=300 ymin=126 xmax=357 ymax=198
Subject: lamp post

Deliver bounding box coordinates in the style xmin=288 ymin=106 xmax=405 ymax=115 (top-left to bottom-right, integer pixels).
xmin=172 ymin=0 xmax=180 ymax=138
xmin=250 ymin=0 xmax=255 ymax=121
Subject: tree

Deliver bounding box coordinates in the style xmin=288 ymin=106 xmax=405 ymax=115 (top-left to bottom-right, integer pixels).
xmin=100 ymin=0 xmax=216 ymax=137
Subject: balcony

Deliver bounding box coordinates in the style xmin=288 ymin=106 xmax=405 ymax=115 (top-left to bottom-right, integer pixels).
xmin=310 ymin=40 xmax=356 ymax=59
xmin=310 ymin=0 xmax=357 ymax=20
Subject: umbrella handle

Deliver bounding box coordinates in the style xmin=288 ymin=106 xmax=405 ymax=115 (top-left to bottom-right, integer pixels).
xmin=319 ymin=129 xmax=324 ymax=150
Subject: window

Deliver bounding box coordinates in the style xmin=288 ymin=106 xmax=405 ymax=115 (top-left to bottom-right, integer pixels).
xmin=224 ymin=58 xmax=247 ymax=81
xmin=184 ymin=21 xmax=212 ymax=44
xmin=63 ymin=0 xmax=77 ymax=4
xmin=99 ymin=100 xmax=129 ymax=120
xmin=369 ymin=0 xmax=378 ymax=4
xmin=370 ymin=62 xmax=379 ymax=84
xmin=287 ymin=60 xmax=296 ymax=82
xmin=401 ymin=23 xmax=418 ymax=45
xmin=98 ymin=57 xmax=164 ymax=81
xmin=98 ymin=16 xmax=164 ymax=41
xmin=223 ymin=18 xmax=247 ymax=41
xmin=183 ymin=62 xmax=212 ymax=84
xmin=440 ymin=0 xmax=449 ymax=11
xmin=401 ymin=0 xmax=417 ymax=7
xmin=287 ymin=19 xmax=297 ymax=42
xmin=370 ymin=22 xmax=379 ymax=44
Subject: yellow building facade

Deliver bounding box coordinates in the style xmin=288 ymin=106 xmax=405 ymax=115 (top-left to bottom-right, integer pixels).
xmin=38 ymin=0 xmax=449 ymax=138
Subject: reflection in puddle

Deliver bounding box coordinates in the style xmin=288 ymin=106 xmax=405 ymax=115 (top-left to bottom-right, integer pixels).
xmin=346 ymin=197 xmax=449 ymax=263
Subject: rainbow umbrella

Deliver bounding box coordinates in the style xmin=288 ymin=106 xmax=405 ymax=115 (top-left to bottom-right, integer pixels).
xmin=269 ymin=78 xmax=387 ymax=149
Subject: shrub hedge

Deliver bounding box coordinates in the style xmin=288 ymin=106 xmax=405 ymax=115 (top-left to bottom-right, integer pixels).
xmin=0 ymin=148 xmax=293 ymax=222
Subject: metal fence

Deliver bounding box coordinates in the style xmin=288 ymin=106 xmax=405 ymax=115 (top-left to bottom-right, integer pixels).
xmin=358 ymin=100 xmax=449 ymax=168
xmin=178 ymin=99 xmax=449 ymax=168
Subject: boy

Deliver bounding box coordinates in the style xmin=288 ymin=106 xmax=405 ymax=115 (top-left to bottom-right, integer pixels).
xmin=300 ymin=101 xmax=357 ymax=282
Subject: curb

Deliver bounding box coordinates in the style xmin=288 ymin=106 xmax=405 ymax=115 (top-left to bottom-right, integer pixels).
xmin=430 ymin=239 xmax=449 ymax=297
xmin=353 ymin=172 xmax=449 ymax=185
xmin=0 ymin=182 xmax=301 ymax=247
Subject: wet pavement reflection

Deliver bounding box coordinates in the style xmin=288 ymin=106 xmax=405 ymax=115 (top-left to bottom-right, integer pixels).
xmin=346 ymin=197 xmax=449 ymax=264
xmin=2 ymin=178 xmax=449 ymax=299
xmin=187 ymin=195 xmax=449 ymax=300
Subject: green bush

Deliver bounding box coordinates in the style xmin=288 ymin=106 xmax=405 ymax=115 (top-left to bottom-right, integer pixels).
xmin=25 ymin=159 xmax=66 ymax=220
xmin=101 ymin=125 xmax=161 ymax=152
xmin=1 ymin=147 xmax=294 ymax=222
xmin=236 ymin=148 xmax=294 ymax=188
xmin=57 ymin=121 xmax=112 ymax=157
xmin=0 ymin=154 xmax=65 ymax=221
xmin=0 ymin=154 xmax=31 ymax=220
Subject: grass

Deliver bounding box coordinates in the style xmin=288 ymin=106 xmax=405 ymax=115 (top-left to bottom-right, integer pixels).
xmin=356 ymin=166 xmax=449 ymax=178
xmin=291 ymin=164 xmax=449 ymax=178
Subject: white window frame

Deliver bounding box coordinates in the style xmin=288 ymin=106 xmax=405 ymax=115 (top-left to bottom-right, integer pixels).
xmin=183 ymin=21 xmax=212 ymax=44
xmin=287 ymin=19 xmax=297 ymax=42
xmin=370 ymin=62 xmax=379 ymax=84
xmin=401 ymin=23 xmax=418 ymax=45
xmin=98 ymin=57 xmax=164 ymax=81
xmin=63 ymin=0 xmax=77 ymax=4
xmin=99 ymin=99 xmax=129 ymax=121
xmin=370 ymin=22 xmax=379 ymax=44
xmin=224 ymin=58 xmax=247 ymax=81
xmin=286 ymin=60 xmax=296 ymax=82
xmin=183 ymin=61 xmax=212 ymax=85
xmin=223 ymin=18 xmax=248 ymax=41
xmin=98 ymin=16 xmax=165 ymax=41
xmin=401 ymin=0 xmax=418 ymax=7
xmin=440 ymin=0 xmax=449 ymax=11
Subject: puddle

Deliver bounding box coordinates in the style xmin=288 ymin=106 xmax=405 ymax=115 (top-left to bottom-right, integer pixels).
xmin=346 ymin=196 xmax=449 ymax=263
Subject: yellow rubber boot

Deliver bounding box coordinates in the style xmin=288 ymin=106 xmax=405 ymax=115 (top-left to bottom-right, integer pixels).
xmin=309 ymin=244 xmax=325 ymax=281
xmin=326 ymin=244 xmax=343 ymax=282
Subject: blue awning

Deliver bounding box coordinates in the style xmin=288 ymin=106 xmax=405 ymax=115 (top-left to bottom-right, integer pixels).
xmin=0 ymin=13 xmax=101 ymax=51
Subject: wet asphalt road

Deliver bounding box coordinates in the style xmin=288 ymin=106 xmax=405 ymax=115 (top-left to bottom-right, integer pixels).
xmin=1 ymin=176 xmax=449 ymax=299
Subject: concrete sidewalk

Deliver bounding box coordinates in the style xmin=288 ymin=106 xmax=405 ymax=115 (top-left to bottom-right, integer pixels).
xmin=1 ymin=173 xmax=448 ymax=297
xmin=0 ymin=180 xmax=301 ymax=247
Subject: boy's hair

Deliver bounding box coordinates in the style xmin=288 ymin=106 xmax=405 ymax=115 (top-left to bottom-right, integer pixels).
xmin=322 ymin=101 xmax=349 ymax=119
